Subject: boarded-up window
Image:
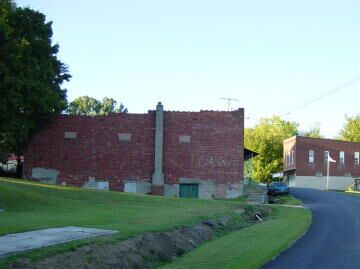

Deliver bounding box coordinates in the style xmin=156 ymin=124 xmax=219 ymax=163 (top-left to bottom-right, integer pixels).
xmin=64 ymin=132 xmax=77 ymax=139
xmin=124 ymin=182 xmax=136 ymax=193
xmin=96 ymin=181 xmax=109 ymax=190
xmin=118 ymin=133 xmax=132 ymax=142
xmin=179 ymin=135 xmax=191 ymax=143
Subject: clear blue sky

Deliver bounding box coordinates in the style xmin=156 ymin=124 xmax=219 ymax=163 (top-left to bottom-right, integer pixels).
xmin=16 ymin=0 xmax=360 ymax=138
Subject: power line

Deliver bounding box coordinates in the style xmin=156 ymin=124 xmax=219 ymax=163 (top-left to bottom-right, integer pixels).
xmin=280 ymin=76 xmax=360 ymax=117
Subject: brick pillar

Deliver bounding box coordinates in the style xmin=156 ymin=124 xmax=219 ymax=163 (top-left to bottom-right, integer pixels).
xmin=152 ymin=102 xmax=164 ymax=195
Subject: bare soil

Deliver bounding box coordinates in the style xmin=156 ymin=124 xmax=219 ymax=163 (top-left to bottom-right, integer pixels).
xmin=9 ymin=206 xmax=272 ymax=269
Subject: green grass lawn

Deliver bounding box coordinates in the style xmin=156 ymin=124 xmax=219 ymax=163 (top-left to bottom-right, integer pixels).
xmin=0 ymin=178 xmax=310 ymax=269
xmin=0 ymin=177 xmax=248 ymax=266
xmin=0 ymin=178 xmax=242 ymax=237
xmin=275 ymin=194 xmax=303 ymax=205
xmin=161 ymin=206 xmax=311 ymax=269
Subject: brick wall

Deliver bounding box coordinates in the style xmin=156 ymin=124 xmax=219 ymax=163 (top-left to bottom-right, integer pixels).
xmin=164 ymin=110 xmax=244 ymax=184
xmin=24 ymin=113 xmax=156 ymax=191
xmin=283 ymin=136 xmax=296 ymax=171
xmin=24 ymin=108 xmax=244 ymax=192
xmin=284 ymin=136 xmax=360 ymax=177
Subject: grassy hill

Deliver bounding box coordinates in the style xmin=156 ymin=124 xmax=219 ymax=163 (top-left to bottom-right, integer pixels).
xmin=0 ymin=178 xmax=241 ymax=237
xmin=0 ymin=178 xmax=310 ymax=269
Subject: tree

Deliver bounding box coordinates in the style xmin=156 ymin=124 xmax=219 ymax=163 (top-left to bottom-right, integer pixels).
xmin=339 ymin=115 xmax=360 ymax=142
xmin=0 ymin=0 xmax=70 ymax=175
xmin=67 ymin=96 xmax=101 ymax=116
xmin=67 ymin=96 xmax=127 ymax=115
xmin=245 ymin=116 xmax=298 ymax=182
xmin=299 ymin=123 xmax=323 ymax=138
xmin=100 ymin=97 xmax=127 ymax=114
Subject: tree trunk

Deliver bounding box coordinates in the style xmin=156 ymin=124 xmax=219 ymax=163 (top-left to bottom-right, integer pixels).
xmin=15 ymin=154 xmax=23 ymax=178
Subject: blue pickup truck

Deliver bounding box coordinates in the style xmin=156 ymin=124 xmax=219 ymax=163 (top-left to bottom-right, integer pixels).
xmin=267 ymin=182 xmax=290 ymax=195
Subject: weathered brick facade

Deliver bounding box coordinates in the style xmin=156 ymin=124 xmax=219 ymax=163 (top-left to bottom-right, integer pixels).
xmin=283 ymin=136 xmax=360 ymax=190
xmin=24 ymin=103 xmax=245 ymax=198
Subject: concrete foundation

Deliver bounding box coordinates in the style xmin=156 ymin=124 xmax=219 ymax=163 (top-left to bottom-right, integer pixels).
xmin=83 ymin=177 xmax=109 ymax=190
xmin=124 ymin=180 xmax=151 ymax=194
xmin=135 ymin=181 xmax=151 ymax=194
xmin=178 ymin=177 xmax=214 ymax=199
xmin=164 ymin=184 xmax=179 ymax=197
xmin=214 ymin=184 xmax=226 ymax=198
xmin=31 ymin=167 xmax=59 ymax=184
xmin=165 ymin=178 xmax=244 ymax=199
xmin=225 ymin=182 xmax=244 ymax=198
xmin=289 ymin=175 xmax=354 ymax=190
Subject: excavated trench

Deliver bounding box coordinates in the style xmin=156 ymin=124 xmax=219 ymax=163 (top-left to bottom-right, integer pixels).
xmin=10 ymin=206 xmax=273 ymax=269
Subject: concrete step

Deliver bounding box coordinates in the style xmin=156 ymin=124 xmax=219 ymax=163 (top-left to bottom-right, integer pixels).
xmin=247 ymin=192 xmax=267 ymax=204
xmin=247 ymin=192 xmax=263 ymax=195
xmin=248 ymin=197 xmax=263 ymax=200
xmin=248 ymin=192 xmax=264 ymax=196
xmin=248 ymin=196 xmax=263 ymax=199
xmin=247 ymin=192 xmax=264 ymax=195
xmin=247 ymin=192 xmax=265 ymax=196
xmin=248 ymin=195 xmax=263 ymax=199
xmin=245 ymin=185 xmax=268 ymax=204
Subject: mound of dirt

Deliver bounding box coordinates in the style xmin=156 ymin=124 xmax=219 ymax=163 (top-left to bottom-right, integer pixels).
xmin=10 ymin=206 xmax=272 ymax=269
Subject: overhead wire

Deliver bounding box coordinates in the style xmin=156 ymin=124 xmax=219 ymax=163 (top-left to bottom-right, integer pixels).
xmin=280 ymin=76 xmax=360 ymax=117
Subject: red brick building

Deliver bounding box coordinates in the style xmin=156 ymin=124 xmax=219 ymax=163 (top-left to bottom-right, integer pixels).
xmin=283 ymin=136 xmax=360 ymax=190
xmin=24 ymin=103 xmax=245 ymax=198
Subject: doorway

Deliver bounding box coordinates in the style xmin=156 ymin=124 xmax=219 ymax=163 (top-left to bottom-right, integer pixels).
xmin=179 ymin=184 xmax=199 ymax=198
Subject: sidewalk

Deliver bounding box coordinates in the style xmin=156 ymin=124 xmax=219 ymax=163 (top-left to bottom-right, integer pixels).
xmin=0 ymin=226 xmax=117 ymax=258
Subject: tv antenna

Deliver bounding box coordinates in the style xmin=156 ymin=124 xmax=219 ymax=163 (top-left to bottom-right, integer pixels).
xmin=220 ymin=98 xmax=239 ymax=111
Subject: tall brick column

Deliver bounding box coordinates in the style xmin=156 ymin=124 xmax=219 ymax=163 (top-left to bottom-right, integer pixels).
xmin=152 ymin=102 xmax=164 ymax=195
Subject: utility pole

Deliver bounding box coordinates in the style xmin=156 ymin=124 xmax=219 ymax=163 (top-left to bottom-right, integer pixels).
xmin=220 ymin=98 xmax=239 ymax=111
xmin=325 ymin=150 xmax=336 ymax=190
xmin=326 ymin=151 xmax=330 ymax=190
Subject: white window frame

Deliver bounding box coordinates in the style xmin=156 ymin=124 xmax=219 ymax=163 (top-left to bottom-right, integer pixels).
xmin=355 ymin=152 xmax=360 ymax=165
xmin=309 ymin=150 xmax=314 ymax=164
xmin=291 ymin=151 xmax=294 ymax=164
xmin=324 ymin=151 xmax=329 ymax=164
xmin=339 ymin=151 xmax=345 ymax=165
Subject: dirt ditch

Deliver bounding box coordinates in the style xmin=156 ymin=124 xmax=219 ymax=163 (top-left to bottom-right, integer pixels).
xmin=10 ymin=206 xmax=273 ymax=269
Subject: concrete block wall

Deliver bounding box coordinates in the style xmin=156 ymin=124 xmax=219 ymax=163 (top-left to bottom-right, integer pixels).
xmin=290 ymin=176 xmax=354 ymax=191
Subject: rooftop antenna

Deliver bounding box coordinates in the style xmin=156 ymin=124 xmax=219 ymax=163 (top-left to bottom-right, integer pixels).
xmin=220 ymin=98 xmax=239 ymax=111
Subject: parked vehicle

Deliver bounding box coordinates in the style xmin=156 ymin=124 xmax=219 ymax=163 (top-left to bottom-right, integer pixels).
xmin=267 ymin=182 xmax=290 ymax=195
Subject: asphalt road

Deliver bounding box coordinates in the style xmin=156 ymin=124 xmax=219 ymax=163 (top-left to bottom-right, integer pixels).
xmin=262 ymin=188 xmax=360 ymax=269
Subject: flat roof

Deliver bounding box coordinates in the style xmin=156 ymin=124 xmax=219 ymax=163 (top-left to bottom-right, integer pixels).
xmin=284 ymin=135 xmax=360 ymax=145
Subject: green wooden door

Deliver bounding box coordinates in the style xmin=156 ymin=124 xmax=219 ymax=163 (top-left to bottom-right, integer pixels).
xmin=179 ymin=184 xmax=199 ymax=198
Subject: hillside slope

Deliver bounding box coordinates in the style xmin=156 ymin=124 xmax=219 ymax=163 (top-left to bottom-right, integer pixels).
xmin=0 ymin=178 xmax=241 ymax=237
